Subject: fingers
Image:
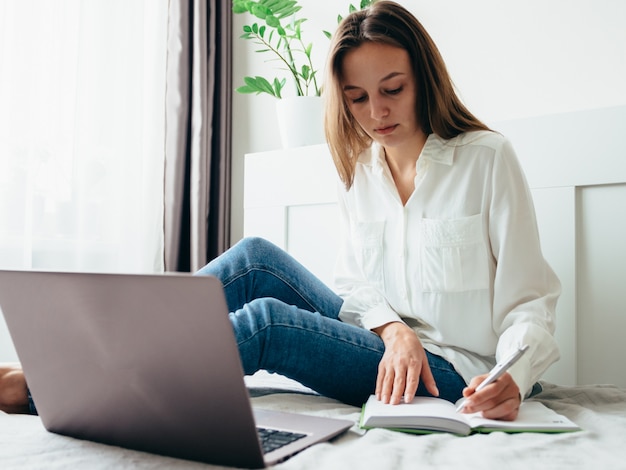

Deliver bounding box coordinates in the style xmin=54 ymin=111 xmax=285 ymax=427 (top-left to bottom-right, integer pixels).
xmin=375 ymin=355 xmax=439 ymax=405
xmin=460 ymin=373 xmax=521 ymax=420
xmin=463 ymin=387 xmax=520 ymax=420
xmin=374 ymin=358 xmax=386 ymax=401
xmin=418 ymin=359 xmax=439 ymax=399
xmin=479 ymin=395 xmax=520 ymax=421
xmin=461 ymin=374 xmax=485 ymax=399
xmin=402 ymin=364 xmax=420 ymax=403
xmin=375 ymin=361 xmax=406 ymax=405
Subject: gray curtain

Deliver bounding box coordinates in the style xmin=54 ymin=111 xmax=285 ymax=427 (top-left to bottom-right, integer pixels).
xmin=164 ymin=0 xmax=232 ymax=272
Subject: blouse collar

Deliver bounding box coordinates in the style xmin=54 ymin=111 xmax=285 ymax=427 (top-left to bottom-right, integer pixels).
xmin=363 ymin=133 xmax=459 ymax=175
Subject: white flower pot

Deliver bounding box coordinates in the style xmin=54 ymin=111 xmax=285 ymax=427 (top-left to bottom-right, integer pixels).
xmin=275 ymin=96 xmax=325 ymax=149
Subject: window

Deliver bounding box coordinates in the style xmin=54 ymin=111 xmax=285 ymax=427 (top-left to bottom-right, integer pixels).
xmin=0 ymin=0 xmax=168 ymax=273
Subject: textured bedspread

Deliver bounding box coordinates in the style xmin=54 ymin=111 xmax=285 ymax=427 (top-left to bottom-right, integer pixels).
xmin=1 ymin=373 xmax=625 ymax=469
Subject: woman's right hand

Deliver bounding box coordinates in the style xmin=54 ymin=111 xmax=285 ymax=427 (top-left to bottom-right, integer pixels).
xmin=372 ymin=321 xmax=439 ymax=405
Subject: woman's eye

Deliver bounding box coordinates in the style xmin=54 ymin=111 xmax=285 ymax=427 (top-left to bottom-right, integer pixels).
xmin=386 ymin=87 xmax=403 ymax=95
xmin=351 ymin=95 xmax=367 ymax=104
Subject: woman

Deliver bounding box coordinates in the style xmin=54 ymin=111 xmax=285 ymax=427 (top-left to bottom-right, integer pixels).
xmin=321 ymin=0 xmax=559 ymax=419
xmin=0 ymin=1 xmax=559 ymax=421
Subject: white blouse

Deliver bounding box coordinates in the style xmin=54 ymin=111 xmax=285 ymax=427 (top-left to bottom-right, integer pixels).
xmin=335 ymin=131 xmax=560 ymax=398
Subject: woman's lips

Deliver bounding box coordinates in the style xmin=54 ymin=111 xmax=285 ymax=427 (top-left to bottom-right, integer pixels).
xmin=375 ymin=124 xmax=397 ymax=135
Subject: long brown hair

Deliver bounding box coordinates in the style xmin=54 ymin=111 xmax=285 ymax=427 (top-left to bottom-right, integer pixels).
xmin=324 ymin=0 xmax=490 ymax=189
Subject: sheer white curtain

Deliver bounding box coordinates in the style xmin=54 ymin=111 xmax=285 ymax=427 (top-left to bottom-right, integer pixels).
xmin=0 ymin=0 xmax=168 ymax=273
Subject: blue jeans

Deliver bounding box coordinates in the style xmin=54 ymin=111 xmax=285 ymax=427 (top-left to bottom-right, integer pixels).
xmin=195 ymin=237 xmax=466 ymax=407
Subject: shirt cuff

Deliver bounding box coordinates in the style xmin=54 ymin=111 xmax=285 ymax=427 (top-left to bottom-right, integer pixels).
xmin=357 ymin=305 xmax=404 ymax=332
xmin=506 ymin=355 xmax=532 ymax=400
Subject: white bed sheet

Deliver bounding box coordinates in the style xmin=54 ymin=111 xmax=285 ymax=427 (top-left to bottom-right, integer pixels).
xmin=1 ymin=373 xmax=625 ymax=469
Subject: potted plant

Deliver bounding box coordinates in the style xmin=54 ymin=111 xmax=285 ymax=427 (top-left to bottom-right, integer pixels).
xmin=232 ymin=0 xmax=372 ymax=148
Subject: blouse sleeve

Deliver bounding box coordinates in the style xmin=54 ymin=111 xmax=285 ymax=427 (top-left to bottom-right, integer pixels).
xmin=489 ymin=138 xmax=561 ymax=398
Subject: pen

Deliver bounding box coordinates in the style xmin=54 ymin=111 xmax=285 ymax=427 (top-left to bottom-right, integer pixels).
xmin=456 ymin=344 xmax=529 ymax=413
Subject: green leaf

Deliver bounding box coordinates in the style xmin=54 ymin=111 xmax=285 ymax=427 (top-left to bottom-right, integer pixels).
xmin=243 ymin=25 xmax=252 ymax=33
xmin=251 ymin=4 xmax=271 ymax=20
xmin=254 ymin=76 xmax=276 ymax=95
xmin=273 ymin=77 xmax=285 ymax=98
xmin=301 ymin=64 xmax=310 ymax=80
xmin=279 ymin=7 xmax=302 ymax=20
xmin=292 ymin=20 xmax=303 ymax=39
xmin=263 ymin=0 xmax=282 ymax=9
xmin=266 ymin=14 xmax=280 ymax=28
xmin=272 ymin=1 xmax=301 ymax=19
xmin=233 ymin=4 xmax=248 ymax=15
xmin=323 ymin=30 xmax=332 ymax=39
xmin=236 ymin=85 xmax=257 ymax=94
xmin=237 ymin=76 xmax=281 ymax=97
xmin=232 ymin=0 xmax=250 ymax=14
xmin=242 ymin=76 xmax=258 ymax=87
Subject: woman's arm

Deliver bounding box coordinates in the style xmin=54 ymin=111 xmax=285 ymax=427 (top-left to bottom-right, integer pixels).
xmin=465 ymin=137 xmax=560 ymax=419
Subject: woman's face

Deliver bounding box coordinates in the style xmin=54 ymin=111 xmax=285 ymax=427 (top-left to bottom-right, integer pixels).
xmin=340 ymin=42 xmax=423 ymax=151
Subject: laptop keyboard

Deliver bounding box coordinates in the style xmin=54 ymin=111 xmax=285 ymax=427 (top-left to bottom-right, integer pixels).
xmin=257 ymin=427 xmax=307 ymax=454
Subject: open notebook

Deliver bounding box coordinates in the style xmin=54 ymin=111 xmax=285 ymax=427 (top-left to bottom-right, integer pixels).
xmin=360 ymin=395 xmax=580 ymax=436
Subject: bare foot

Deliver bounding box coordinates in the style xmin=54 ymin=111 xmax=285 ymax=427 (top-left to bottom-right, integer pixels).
xmin=0 ymin=363 xmax=30 ymax=414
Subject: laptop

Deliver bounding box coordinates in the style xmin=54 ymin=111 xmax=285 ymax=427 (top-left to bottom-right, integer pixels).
xmin=0 ymin=270 xmax=353 ymax=468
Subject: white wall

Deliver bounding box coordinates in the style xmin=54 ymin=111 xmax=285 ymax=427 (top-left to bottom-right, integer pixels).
xmin=231 ymin=0 xmax=626 ymax=242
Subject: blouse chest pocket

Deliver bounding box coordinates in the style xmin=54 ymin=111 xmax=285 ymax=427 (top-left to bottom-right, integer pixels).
xmin=420 ymin=214 xmax=490 ymax=293
xmin=351 ymin=220 xmax=385 ymax=290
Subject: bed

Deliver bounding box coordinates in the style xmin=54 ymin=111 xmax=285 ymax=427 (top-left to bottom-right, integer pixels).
xmin=1 ymin=371 xmax=626 ymax=469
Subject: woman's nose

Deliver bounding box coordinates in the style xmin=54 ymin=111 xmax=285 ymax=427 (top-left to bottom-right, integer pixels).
xmin=369 ymin=97 xmax=389 ymax=120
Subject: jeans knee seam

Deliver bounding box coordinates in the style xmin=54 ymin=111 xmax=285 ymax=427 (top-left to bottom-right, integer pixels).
xmin=223 ymin=266 xmax=318 ymax=312
xmin=241 ymin=321 xmax=383 ymax=356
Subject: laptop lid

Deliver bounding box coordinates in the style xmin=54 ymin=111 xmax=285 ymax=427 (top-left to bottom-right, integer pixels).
xmin=0 ymin=270 xmax=351 ymax=468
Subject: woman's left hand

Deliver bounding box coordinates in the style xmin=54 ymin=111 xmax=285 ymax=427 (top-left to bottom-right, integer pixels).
xmin=372 ymin=321 xmax=439 ymax=405
xmin=459 ymin=372 xmax=521 ymax=421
